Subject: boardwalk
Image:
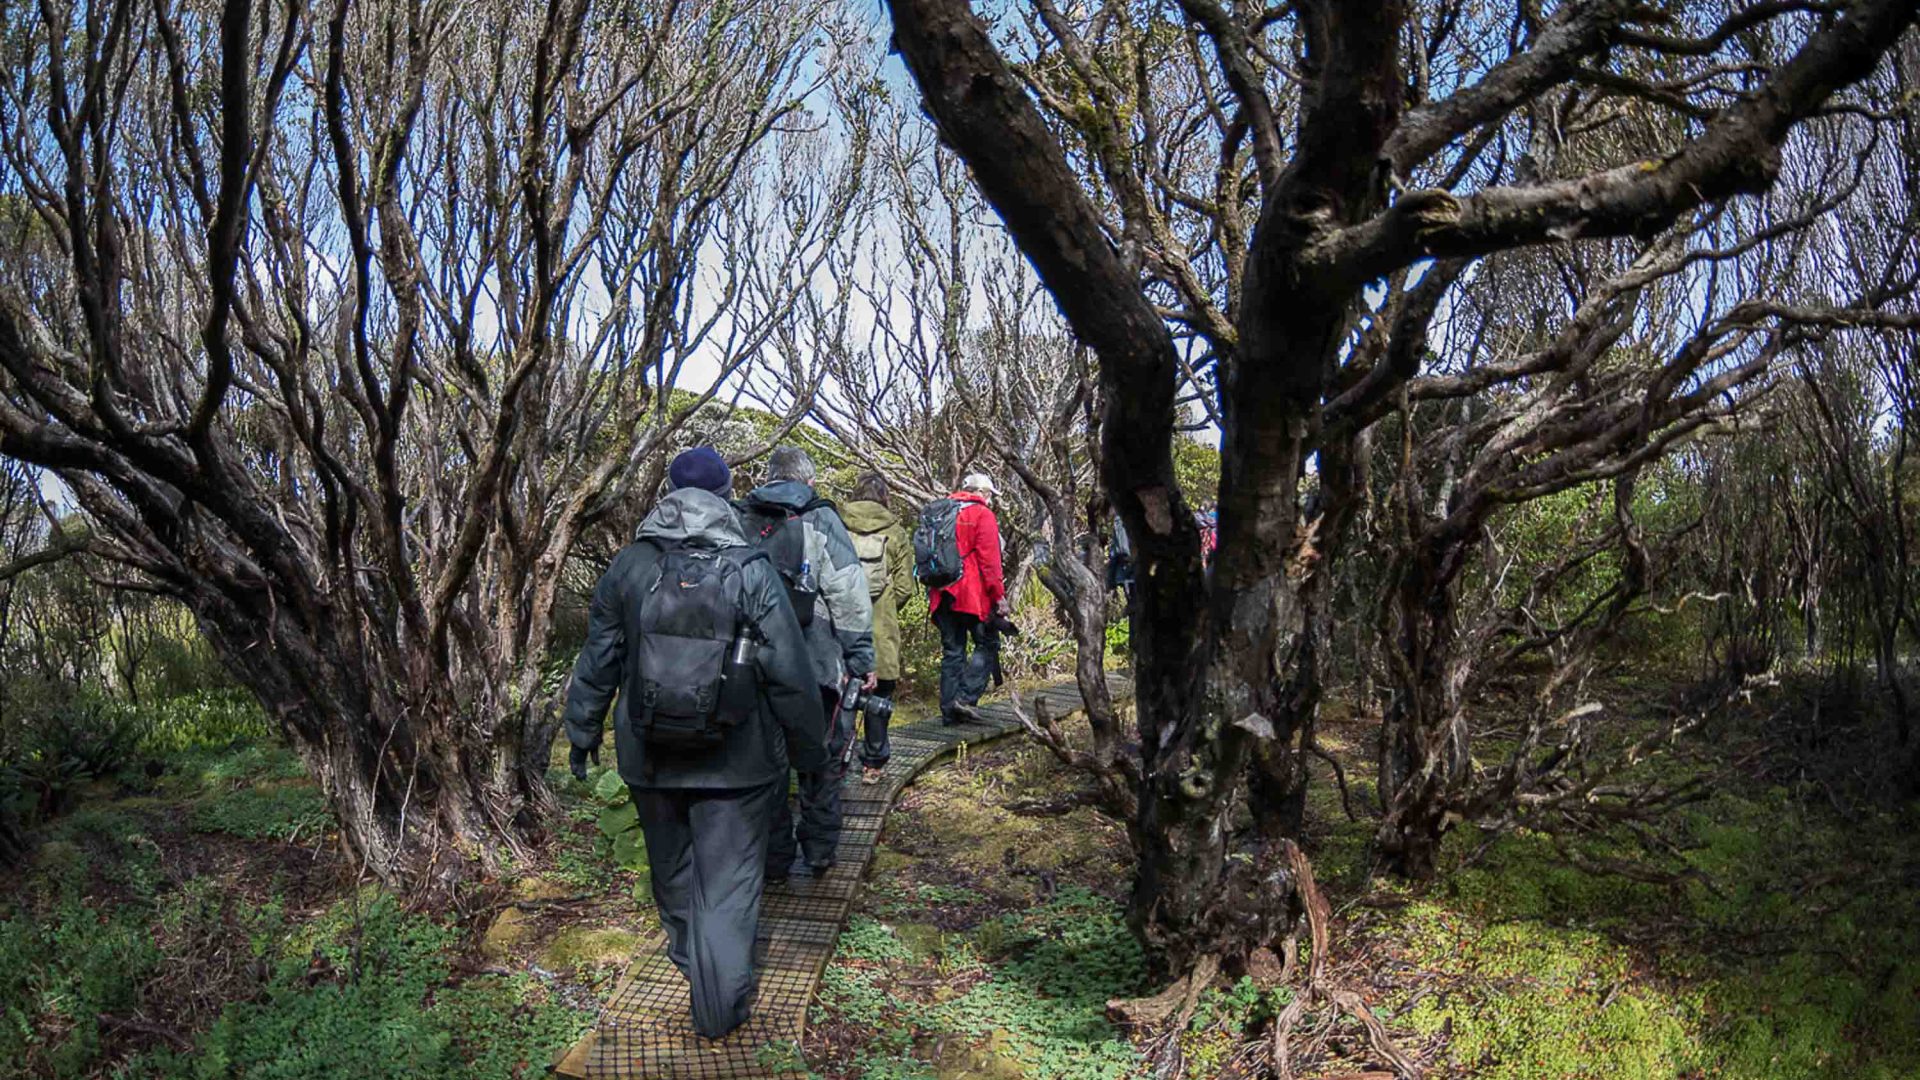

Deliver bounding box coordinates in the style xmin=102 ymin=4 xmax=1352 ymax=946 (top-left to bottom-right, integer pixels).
xmin=551 ymin=680 xmax=1105 ymax=1080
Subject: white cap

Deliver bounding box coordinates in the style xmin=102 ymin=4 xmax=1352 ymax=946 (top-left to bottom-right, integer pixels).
xmin=961 ymin=472 xmax=997 ymax=495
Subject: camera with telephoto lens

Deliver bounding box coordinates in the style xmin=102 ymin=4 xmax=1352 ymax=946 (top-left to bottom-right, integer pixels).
xmin=835 ymin=676 xmax=867 ymax=766
xmin=837 ymin=677 xmax=864 ymax=720
xmin=863 ymin=693 xmax=894 ymax=727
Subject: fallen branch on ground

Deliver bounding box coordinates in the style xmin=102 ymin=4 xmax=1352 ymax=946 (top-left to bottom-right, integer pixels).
xmin=99 ymin=1013 xmax=193 ymax=1053
xmin=1004 ymin=690 xmax=1139 ymax=821
xmin=481 ymin=892 xmax=600 ymax=914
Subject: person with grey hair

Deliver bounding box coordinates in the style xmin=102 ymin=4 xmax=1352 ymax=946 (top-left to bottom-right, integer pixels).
xmin=737 ymin=446 xmax=876 ymax=880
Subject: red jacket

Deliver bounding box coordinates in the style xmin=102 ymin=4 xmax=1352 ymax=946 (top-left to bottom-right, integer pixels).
xmin=930 ymin=491 xmax=1004 ymax=620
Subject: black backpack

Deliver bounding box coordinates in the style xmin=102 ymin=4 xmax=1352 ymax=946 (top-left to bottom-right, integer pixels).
xmin=632 ymin=543 xmax=763 ymax=751
xmin=738 ymin=496 xmax=831 ymax=627
xmin=912 ymin=499 xmax=966 ymax=588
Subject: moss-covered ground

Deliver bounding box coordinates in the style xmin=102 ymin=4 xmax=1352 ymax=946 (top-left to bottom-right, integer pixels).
xmin=809 ymin=676 xmax=1920 ymax=1080
xmin=1282 ymin=678 xmax=1920 ymax=1080
xmin=803 ymin=729 xmax=1143 ymax=1080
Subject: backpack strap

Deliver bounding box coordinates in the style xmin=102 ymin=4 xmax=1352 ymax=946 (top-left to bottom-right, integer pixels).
xmin=740 ymin=499 xmax=799 ymax=542
xmin=714 ymin=546 xmax=770 ymax=627
xmin=744 ymin=494 xmax=835 ymax=517
xmin=629 ymin=537 xmax=667 ymax=595
xmin=633 ymin=537 xmax=764 ymax=597
xmin=718 ymin=546 xmax=770 ymax=571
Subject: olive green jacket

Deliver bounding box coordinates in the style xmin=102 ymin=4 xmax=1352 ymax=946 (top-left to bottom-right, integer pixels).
xmin=840 ymin=500 xmax=915 ymax=682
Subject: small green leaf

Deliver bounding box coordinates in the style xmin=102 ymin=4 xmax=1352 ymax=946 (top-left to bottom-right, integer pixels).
xmin=592 ymin=768 xmax=628 ymax=804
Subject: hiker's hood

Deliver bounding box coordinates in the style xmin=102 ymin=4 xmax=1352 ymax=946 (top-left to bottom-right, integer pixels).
xmin=839 ymin=500 xmax=898 ymax=534
xmin=637 ymin=488 xmax=748 ymax=547
xmin=743 ymin=480 xmax=822 ymax=512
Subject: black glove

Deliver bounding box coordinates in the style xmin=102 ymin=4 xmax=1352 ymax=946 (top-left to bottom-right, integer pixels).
xmin=569 ymin=745 xmax=599 ymax=782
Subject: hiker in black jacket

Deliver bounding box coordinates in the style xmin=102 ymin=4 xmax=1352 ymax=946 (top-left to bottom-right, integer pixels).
xmin=564 ymin=446 xmax=827 ymax=1039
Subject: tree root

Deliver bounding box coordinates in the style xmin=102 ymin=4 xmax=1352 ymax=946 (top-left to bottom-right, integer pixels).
xmin=1109 ymin=954 xmax=1221 ymax=1079
xmin=1106 ymin=953 xmax=1218 ymax=1030
xmin=480 ymin=891 xmax=600 ymax=914
xmin=1270 ymin=840 xmax=1422 ymax=1080
xmin=1004 ymin=689 xmax=1139 ymax=820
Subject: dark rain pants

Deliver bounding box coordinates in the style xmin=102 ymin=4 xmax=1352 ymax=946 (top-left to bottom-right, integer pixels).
xmin=631 ymin=779 xmax=784 ymax=1039
xmin=933 ymin=607 xmax=992 ymax=720
xmin=859 ymin=679 xmax=898 ymax=768
xmin=768 ymin=686 xmax=853 ymax=872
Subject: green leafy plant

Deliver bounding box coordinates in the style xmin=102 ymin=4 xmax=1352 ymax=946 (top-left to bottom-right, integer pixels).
xmin=433 ymin=974 xmax=593 ymax=1079
xmin=1185 ymin=976 xmax=1294 ymax=1034
xmin=2 ymin=697 xmax=144 ymax=820
xmin=136 ymin=690 xmax=271 ymax=755
xmin=172 ymin=741 xmax=308 ymax=789
xmin=589 ymin=767 xmax=647 ymax=872
xmin=837 ymin=915 xmax=917 ymax=963
xmin=1102 ymin=615 xmax=1130 ymax=661
xmin=754 ymin=1039 xmax=812 ymax=1074
xmin=126 ymin=894 xmax=585 ymax=1080
xmin=849 ymin=1050 xmax=939 ymax=1080
xmin=818 ymin=889 xmax=1147 ymax=1080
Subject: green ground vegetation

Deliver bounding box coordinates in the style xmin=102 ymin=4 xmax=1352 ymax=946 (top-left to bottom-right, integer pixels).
xmin=805 ymin=734 xmax=1143 ymax=1080
xmin=4 ymin=649 xmax=1917 ymax=1078
xmin=0 ymin=695 xmax=664 ymax=1079
xmin=805 ymin=676 xmax=1919 ymax=1080
xmin=1277 ymin=677 xmax=1920 ymax=1080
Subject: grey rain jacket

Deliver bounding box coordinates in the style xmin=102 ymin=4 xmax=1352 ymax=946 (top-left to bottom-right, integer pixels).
xmin=563 ymin=488 xmax=829 ymax=788
xmin=738 ymin=480 xmax=876 ymax=688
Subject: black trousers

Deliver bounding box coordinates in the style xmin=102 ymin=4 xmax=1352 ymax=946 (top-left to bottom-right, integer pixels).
xmin=933 ymin=606 xmax=991 ymax=719
xmin=630 ymin=779 xmax=784 ymax=1039
xmin=768 ymin=686 xmax=853 ymax=872
xmin=859 ymin=679 xmax=898 ymax=768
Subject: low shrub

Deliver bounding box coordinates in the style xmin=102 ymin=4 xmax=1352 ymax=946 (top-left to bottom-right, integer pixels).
xmin=0 ymin=894 xmax=162 ymax=1077
xmin=136 ymin=690 xmax=271 ymax=755
xmin=1 ymin=697 xmax=143 ymax=815
xmin=816 ymin=888 xmax=1146 ymax=1080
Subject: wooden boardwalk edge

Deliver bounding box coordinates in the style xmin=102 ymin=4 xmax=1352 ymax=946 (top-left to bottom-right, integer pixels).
xmin=550 ymin=678 xmax=1116 ymax=1079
